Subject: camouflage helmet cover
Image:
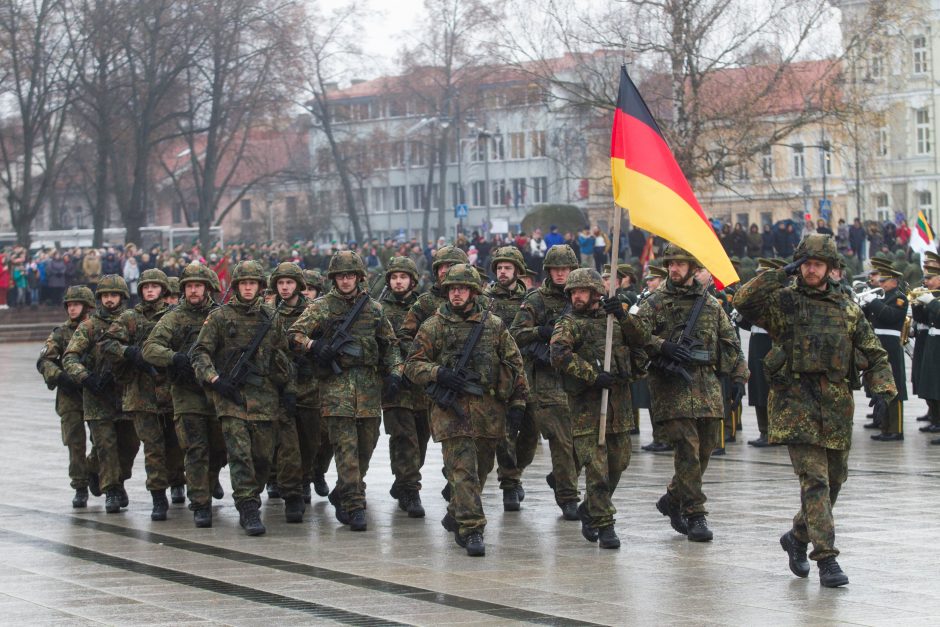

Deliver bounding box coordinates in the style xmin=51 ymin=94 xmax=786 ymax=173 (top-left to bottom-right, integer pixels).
xmin=302 ymin=268 xmax=325 ymax=291
xmin=661 ymin=243 xmax=700 ymax=267
xmin=793 ymin=234 xmax=839 ymax=265
xmin=489 ymin=246 xmax=526 ymax=275
xmin=231 ymin=260 xmax=266 ymax=285
xmin=63 ymin=285 xmax=95 ymax=308
xmin=431 ymin=245 xmax=469 ymax=272
xmin=166 ymin=276 xmax=180 ymax=296
xmin=564 ymin=268 xmax=605 ymax=295
xmin=137 ymin=268 xmax=169 ymax=298
xmin=179 ymin=263 xmax=221 ymax=292
xmin=385 ymin=256 xmax=419 ymax=284
xmin=96 ymin=274 xmax=129 ymax=299
xmin=327 ymin=250 xmax=366 ymax=278
xmin=441 ymin=263 xmax=482 ymax=292
xmin=542 ymin=245 xmax=580 ymax=269
xmin=268 ymin=262 xmax=306 ymax=291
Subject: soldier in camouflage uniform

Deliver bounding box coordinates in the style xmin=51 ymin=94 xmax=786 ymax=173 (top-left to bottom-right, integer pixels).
xmin=300 ymin=267 xmax=333 ymax=496
xmin=63 ymin=276 xmax=141 ymax=513
xmin=510 ymin=244 xmax=581 ymax=521
xmin=101 ymin=268 xmax=185 ymax=521
xmin=192 ymin=260 xmax=295 ymax=536
xmin=381 ymin=256 xmax=429 ymax=518
xmin=483 ymin=246 xmax=535 ymax=512
xmin=143 ymin=263 xmax=228 ymax=528
xmin=288 ymin=251 xmax=402 ymax=532
xmin=405 ymin=264 xmax=528 ymax=556
xmin=637 ymin=265 xmax=673 ymax=453
xmin=637 ymin=244 xmax=748 ymax=542
xmin=165 ymin=277 xmax=180 ymax=306
xmin=37 ymin=285 xmax=96 ymax=508
xmin=734 ymin=234 xmax=896 ymax=588
xmin=550 ymin=269 xmax=649 ymax=549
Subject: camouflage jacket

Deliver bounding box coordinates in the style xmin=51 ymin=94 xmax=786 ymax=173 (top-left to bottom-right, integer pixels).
xmin=399 ymin=284 xmax=448 ymax=351
xmin=101 ymin=300 xmax=172 ymax=413
xmin=637 ymin=279 xmax=748 ymax=422
xmin=510 ymin=279 xmax=572 ymax=407
xmin=733 ymin=269 xmax=896 ymax=449
xmin=483 ymin=280 xmax=528 ymax=328
xmin=273 ymin=294 xmax=319 ymax=407
xmin=615 ymin=287 xmax=639 ymax=306
xmin=288 ymin=287 xmax=402 ymax=418
xmin=551 ymin=305 xmax=650 ymax=436
xmin=37 ymin=319 xmax=84 ymax=416
xmin=192 ymin=296 xmax=293 ymax=421
xmin=380 ymin=289 xmax=422 ymax=410
xmin=63 ymin=304 xmax=127 ymax=421
xmin=142 ymin=298 xmax=217 ymax=416
xmin=405 ymin=298 xmax=527 ymax=442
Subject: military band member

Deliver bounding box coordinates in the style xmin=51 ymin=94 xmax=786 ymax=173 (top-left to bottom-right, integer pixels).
xmin=913 ymin=256 xmax=940 ymax=442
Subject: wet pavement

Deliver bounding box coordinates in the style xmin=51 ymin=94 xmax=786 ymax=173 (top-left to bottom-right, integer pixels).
xmin=3 ymin=340 xmax=940 ymax=625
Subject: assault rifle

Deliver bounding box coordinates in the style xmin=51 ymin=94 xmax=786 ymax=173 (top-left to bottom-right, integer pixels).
xmin=317 ymin=289 xmax=384 ymax=375
xmin=653 ymin=293 xmax=706 ymax=384
xmin=218 ymin=305 xmax=279 ymax=405
xmin=425 ymin=299 xmax=493 ymax=420
xmin=522 ymin=304 xmax=571 ymax=366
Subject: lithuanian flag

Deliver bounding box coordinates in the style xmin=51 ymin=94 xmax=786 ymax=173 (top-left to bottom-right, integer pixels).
xmin=611 ymin=66 xmax=739 ymax=288
xmin=910 ymin=209 xmax=937 ymax=258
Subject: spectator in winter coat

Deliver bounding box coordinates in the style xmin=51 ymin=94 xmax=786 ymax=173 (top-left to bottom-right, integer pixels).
xmin=746 ymin=224 xmax=762 ymax=257
xmin=47 ymin=252 xmax=67 ymax=305
xmin=628 ymin=226 xmax=646 ymax=259
xmin=123 ymin=256 xmax=140 ymax=304
xmin=836 ymin=219 xmax=850 ymax=252
xmin=544 ymin=225 xmax=564 ymax=248
xmin=761 ymin=224 xmax=775 ymax=257
xmin=849 ymin=218 xmax=866 ymax=259
xmin=82 ymin=249 xmax=102 ymax=288
xmin=578 ymin=227 xmax=594 ymax=265
xmin=773 ymin=222 xmax=794 ymax=257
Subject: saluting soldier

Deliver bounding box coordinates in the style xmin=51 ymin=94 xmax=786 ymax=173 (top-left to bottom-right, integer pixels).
xmin=301 ymin=267 xmax=334 ymax=497
xmin=143 ymin=263 xmax=227 ymax=528
xmin=913 ymin=255 xmax=940 ymax=441
xmin=37 ymin=285 xmax=96 ymax=508
xmin=405 ymin=264 xmax=528 ymax=557
xmin=734 ymin=234 xmax=896 ymax=588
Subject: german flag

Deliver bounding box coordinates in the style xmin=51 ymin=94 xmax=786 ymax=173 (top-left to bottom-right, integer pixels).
xmin=611 ymin=66 xmax=739 ymax=288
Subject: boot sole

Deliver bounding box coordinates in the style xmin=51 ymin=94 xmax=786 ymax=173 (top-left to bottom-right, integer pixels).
xmin=245 ymin=527 xmax=266 ymax=536
xmin=285 ymin=513 xmax=304 ymax=523
xmin=72 ymin=502 xmax=87 ymax=509
xmin=194 ymin=518 xmax=213 ymax=528
xmin=599 ymin=540 xmax=621 ymax=549
xmin=466 ymin=546 xmax=485 ymax=556
xmin=820 ymin=575 xmax=849 ymax=588
xmin=779 ymin=534 xmax=810 ymax=578
xmin=350 ymin=523 xmax=367 ymax=531
xmin=688 ymin=533 xmax=713 ymax=542
xmin=656 ymin=498 xmax=688 ymax=535
xmin=503 ymin=501 xmax=520 ymax=512
xmin=151 ymin=513 xmax=168 ymax=521
xmin=407 ymin=508 xmax=426 ymax=518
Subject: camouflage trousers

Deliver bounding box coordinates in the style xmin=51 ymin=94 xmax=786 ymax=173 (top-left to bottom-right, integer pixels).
xmin=297 ymin=404 xmax=333 ymax=482
xmin=129 ymin=411 xmax=185 ymax=492
xmin=328 ymin=416 xmax=380 ymax=513
xmin=175 ymin=413 xmax=227 ymax=510
xmin=787 ymin=443 xmax=848 ymax=561
xmin=573 ymin=432 xmax=631 ymax=529
xmin=87 ymin=418 xmax=139 ymax=492
xmin=60 ymin=410 xmax=89 ymax=489
xmin=219 ymin=417 xmax=275 ymax=507
xmin=532 ymin=402 xmax=580 ymax=504
xmin=496 ymin=403 xmax=539 ymax=491
xmin=663 ymin=417 xmax=720 ymax=517
xmin=270 ymin=411 xmax=303 ymax=499
xmin=442 ymin=436 xmax=498 ymax=535
xmin=383 ymin=407 xmax=430 ymax=495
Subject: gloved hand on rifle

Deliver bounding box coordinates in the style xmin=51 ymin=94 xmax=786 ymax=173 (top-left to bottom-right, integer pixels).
xmin=212 ymin=376 xmax=243 ymax=405
xmin=308 ymin=338 xmax=337 ymax=364
xmin=172 ymin=352 xmax=195 ymax=378
xmin=783 ymin=255 xmax=808 ymax=276
xmin=507 ymin=406 xmax=525 ymax=439
xmin=436 ymin=366 xmax=463 ymax=391
xmin=281 ymin=392 xmax=297 ymax=418
xmin=384 ymin=374 xmax=402 ymax=398
xmin=869 ymin=392 xmax=893 ymax=423
xmin=730 ymin=381 xmax=746 ymax=408
xmin=593 ymin=371 xmax=615 ymax=389
xmin=82 ymin=373 xmax=106 ymax=393
xmin=537 ymin=325 xmax=554 ymax=341
xmin=124 ymin=345 xmax=153 ymax=373
xmin=600 ymin=295 xmax=626 ymax=320
xmin=56 ymin=372 xmax=81 ymax=392
xmin=660 ymin=340 xmax=692 ymax=363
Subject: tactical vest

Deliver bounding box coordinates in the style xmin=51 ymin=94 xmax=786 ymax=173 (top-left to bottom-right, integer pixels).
xmin=768 ymin=289 xmax=853 ymax=383
xmin=438 ymin=313 xmax=516 ymax=402
xmin=316 ymin=293 xmax=383 ymax=371
xmin=560 ymin=312 xmax=632 ymax=396
xmin=646 ymin=290 xmax=719 ymax=366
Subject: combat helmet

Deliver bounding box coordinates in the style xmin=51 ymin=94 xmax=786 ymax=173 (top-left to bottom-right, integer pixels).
xmin=179 ymin=263 xmax=221 ymax=292
xmin=441 ymin=263 xmax=482 ymax=292
xmin=431 ymin=245 xmax=469 ymax=273
xmin=543 ymin=245 xmax=580 ymax=269
xmin=302 ymin=268 xmax=325 ymax=291
xmin=564 ymin=268 xmax=605 ymax=295
xmin=231 ymin=260 xmax=266 ymax=286
xmin=167 ymin=277 xmax=180 ymax=296
xmin=793 ymin=234 xmax=839 ymax=266
xmin=63 ymin=285 xmax=95 ymax=309
xmin=137 ymin=268 xmax=169 ymax=298
xmin=661 ymin=243 xmax=700 ymax=267
xmin=327 ymin=250 xmax=366 ymax=279
xmin=489 ymin=246 xmax=526 ymax=275
xmin=385 ymin=256 xmax=419 ymax=285
xmin=268 ymin=261 xmax=306 ymax=292
xmin=96 ymin=274 xmax=129 ymax=299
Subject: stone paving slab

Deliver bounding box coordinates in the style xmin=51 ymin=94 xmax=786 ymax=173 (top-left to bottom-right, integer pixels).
xmin=2 ymin=341 xmax=939 ymax=625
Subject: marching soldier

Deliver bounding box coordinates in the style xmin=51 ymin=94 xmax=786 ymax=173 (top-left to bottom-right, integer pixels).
xmin=143 ymin=263 xmax=227 ymax=528
xmin=63 ymin=276 xmax=140 ymax=513
xmin=288 ymin=251 xmax=402 ymax=532
xmin=510 ymin=244 xmax=582 ymax=521
xmin=37 ymin=285 xmax=96 ymax=508
xmin=380 ymin=256 xmax=429 ymax=518
xmin=405 ymin=264 xmax=528 ymax=556
xmin=483 ymin=246 xmax=535 ymax=512
xmin=614 ymin=264 xmax=640 ymax=306
xmin=192 ymin=260 xmax=294 ymax=536
xmin=913 ymin=256 xmax=940 ymax=441
xmin=637 ymin=265 xmax=672 ymax=453
xmin=165 ymin=277 xmax=180 ymax=306
xmin=101 ymin=268 xmax=185 ymax=521
xmin=301 ymin=267 xmax=334 ymax=497
xmin=734 ymin=234 xmax=896 ymax=588
xmin=637 ymin=244 xmax=747 ymax=542
xmin=550 ymin=268 xmax=649 ymax=548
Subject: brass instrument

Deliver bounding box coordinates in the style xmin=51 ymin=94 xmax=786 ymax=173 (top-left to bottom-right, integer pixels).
xmin=908 ymin=287 xmax=940 ymax=300
xmin=852 ymin=286 xmax=884 ymax=306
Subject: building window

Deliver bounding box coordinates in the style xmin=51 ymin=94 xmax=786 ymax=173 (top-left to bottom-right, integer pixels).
xmin=471 ymin=181 xmax=486 ymax=207
xmin=877 ymin=124 xmax=889 ymax=157
xmin=489 ymin=134 xmax=504 ymax=160
xmin=791 ymin=144 xmax=805 ymax=178
xmin=470 ymin=137 xmax=486 ymax=162
xmin=760 ymin=146 xmax=774 ymax=178
xmin=509 ymin=132 xmax=526 ymax=159
xmin=916 ymin=108 xmax=932 ymax=154
xmin=736 ymin=163 xmax=749 ymax=181
xmin=391 ymin=186 xmax=407 ymax=212
xmin=870 ymin=54 xmax=884 ymax=79
xmin=491 ymin=179 xmax=508 ymax=206
xmin=411 ymin=184 xmax=426 ymax=210
xmin=819 ymin=144 xmax=832 ymax=176
xmin=913 ymin=35 xmax=929 ymax=75
xmin=450 ymin=182 xmax=465 ymax=205
xmin=408 ymin=141 xmax=425 ymax=166
xmin=389 ymin=141 xmax=405 ymax=167
xmin=760 ymin=211 xmax=772 ymax=226
xmin=241 ymin=199 xmax=252 ymax=220
xmin=532 ymin=176 xmax=548 ymax=203
xmin=510 ymin=178 xmax=526 ymax=207
xmin=874 ymin=192 xmax=890 ymax=222
xmin=918 ymin=191 xmax=934 ymax=227
xmin=371 ymin=188 xmax=387 ymax=213
xmin=530 ymin=130 xmax=546 ymax=158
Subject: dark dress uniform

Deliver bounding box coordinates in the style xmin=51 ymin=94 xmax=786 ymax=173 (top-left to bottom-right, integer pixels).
xmin=863 ymin=284 xmax=908 ymax=438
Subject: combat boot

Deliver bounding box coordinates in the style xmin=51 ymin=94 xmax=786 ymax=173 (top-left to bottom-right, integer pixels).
xmin=105 ymin=489 xmax=122 ymax=513
xmin=238 ymin=501 xmax=266 ymax=536
xmin=406 ymin=492 xmax=425 ymax=519
xmin=170 ymin=485 xmax=186 ymax=504
xmin=284 ymin=495 xmax=305 ymax=523
xmin=577 ymin=502 xmax=598 ymax=543
xmin=656 ymin=493 xmax=688 ymax=535
xmin=193 ymin=507 xmax=212 ymax=528
xmin=150 ymin=490 xmax=169 ymax=521
xmin=515 ymin=485 xmax=525 ymax=502
xmin=72 ymin=488 xmax=88 ymax=509
xmin=597 ymin=526 xmax=621 ymax=549
xmin=779 ymin=531 xmax=810 ymax=578
xmin=712 ymin=446 xmax=726 ymax=456
xmin=212 ymin=478 xmax=224 ymax=499
xmin=818 ymin=556 xmax=849 ymax=588
xmin=748 ymin=435 xmax=770 ymax=447
xmin=88 ymin=472 xmax=101 ymax=497
xmin=916 ymin=413 xmax=931 ymax=421
xmin=266 ymin=482 xmax=281 ymax=499
xmin=441 ymin=512 xmax=458 ymax=533
xmin=545 ymin=472 xmax=556 ymax=491
xmin=303 ymin=482 xmax=312 ymax=504
xmin=441 ymin=483 xmax=452 ymax=502
xmin=312 ymin=473 xmax=329 ymax=497
xmin=687 ymin=515 xmax=713 ymax=542
xmin=503 ymin=488 xmax=520 ymax=512
xmin=349 ymin=509 xmax=367 ymax=531
xmin=328 ymin=489 xmax=350 ymax=525
xmin=462 ymin=531 xmax=485 ymax=556
xmin=118 ymin=484 xmax=129 ymax=508
xmin=560 ymin=501 xmax=579 ymax=521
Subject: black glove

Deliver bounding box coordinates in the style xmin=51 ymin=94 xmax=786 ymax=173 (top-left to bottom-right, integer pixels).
xmin=309 ymin=338 xmax=337 ymax=364
xmin=124 ymin=345 xmax=152 ymax=373
xmin=730 ymin=381 xmax=746 ymax=408
xmin=660 ymin=340 xmax=692 ymax=363
xmin=82 ymin=373 xmax=104 ymax=393
xmin=507 ymin=406 xmax=525 ymax=439
xmin=593 ymin=371 xmax=615 ymax=389
xmin=384 ymin=374 xmax=402 ymax=398
xmin=869 ymin=393 xmax=892 ymax=422
xmin=171 ymin=352 xmax=190 ymax=370
xmin=212 ymin=377 xmax=243 ymax=405
xmin=783 ymin=255 xmax=808 ymax=276
xmin=601 ymin=295 xmax=626 ymax=320
xmin=281 ymin=392 xmax=297 ymax=418
xmin=56 ymin=372 xmax=81 ymax=392
xmin=537 ymin=325 xmax=554 ymax=341
xmin=436 ymin=366 xmax=463 ymax=390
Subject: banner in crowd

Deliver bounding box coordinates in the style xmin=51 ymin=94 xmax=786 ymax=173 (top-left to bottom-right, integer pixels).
xmin=910 ymin=210 xmax=937 ymax=261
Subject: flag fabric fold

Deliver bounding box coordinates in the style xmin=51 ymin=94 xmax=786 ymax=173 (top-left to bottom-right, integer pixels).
xmin=910 ymin=210 xmax=937 ymax=259
xmin=610 ymin=66 xmax=739 ymax=288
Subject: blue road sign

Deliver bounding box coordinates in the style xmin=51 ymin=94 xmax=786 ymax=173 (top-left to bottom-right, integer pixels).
xmin=455 ymin=203 xmax=469 ymax=218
